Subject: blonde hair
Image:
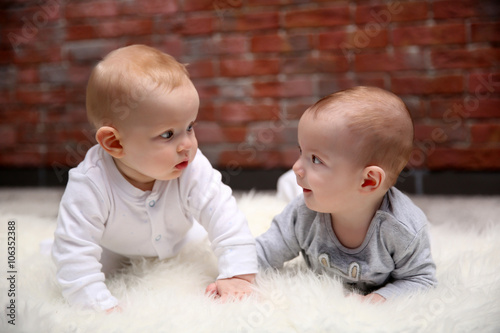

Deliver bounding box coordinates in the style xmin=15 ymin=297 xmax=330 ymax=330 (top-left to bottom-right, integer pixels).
xmin=86 ymin=44 xmax=190 ymax=128
xmin=307 ymin=86 xmax=414 ymax=187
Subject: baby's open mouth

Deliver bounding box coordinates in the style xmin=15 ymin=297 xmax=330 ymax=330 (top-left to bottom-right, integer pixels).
xmin=175 ymin=161 xmax=188 ymax=170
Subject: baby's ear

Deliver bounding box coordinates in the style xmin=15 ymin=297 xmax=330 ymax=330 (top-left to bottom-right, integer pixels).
xmin=96 ymin=126 xmax=124 ymax=158
xmin=360 ymin=166 xmax=385 ymax=192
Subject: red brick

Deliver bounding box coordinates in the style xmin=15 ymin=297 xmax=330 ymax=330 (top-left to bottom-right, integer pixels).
xmin=284 ymin=100 xmax=314 ymax=120
xmin=218 ymin=150 xmax=297 ymax=168
xmin=2 ymin=3 xmax=61 ymax=26
xmin=429 ymin=98 xmax=500 ymax=119
xmin=184 ymin=35 xmax=246 ymax=56
xmin=221 ymin=12 xmax=279 ymax=31
xmin=469 ymin=72 xmax=500 ymax=94
xmin=178 ymin=16 xmax=214 ymax=35
xmin=16 ymin=88 xmax=66 ymax=105
xmin=431 ymin=48 xmax=499 ymax=70
xmin=218 ymin=35 xmax=247 ymax=54
xmin=183 ymin=0 xmax=218 ymax=11
xmin=247 ymin=0 xmax=282 ymax=6
xmin=13 ymin=45 xmax=61 ymax=64
xmin=427 ymin=147 xmax=500 ymax=170
xmin=251 ymin=33 xmax=311 ymax=53
xmin=197 ymin=103 xmax=216 ymax=122
xmin=247 ymin=124 xmax=297 ymax=145
xmin=66 ymin=24 xmax=97 ymax=41
xmin=187 ymin=60 xmax=215 ymax=78
xmin=470 ymin=123 xmax=500 ymax=143
xmin=64 ymin=40 xmax=121 ymax=63
xmin=120 ymin=0 xmax=178 ymax=15
xmin=318 ymin=29 xmax=388 ymax=51
xmin=355 ymin=2 xmax=428 ymax=23
xmin=393 ymin=24 xmax=466 ymax=46
xmin=96 ymin=19 xmax=153 ymax=38
xmin=219 ymin=102 xmax=281 ymax=123
xmin=68 ymin=65 xmax=92 ymax=85
xmin=471 ymin=22 xmax=500 ymax=43
xmin=284 ymin=6 xmax=350 ymax=28
xmin=0 ymin=146 xmax=42 ymax=166
xmin=318 ymin=77 xmax=357 ymax=97
xmin=252 ymin=78 xmax=313 ymax=98
xmin=357 ymin=75 xmax=387 ymax=90
xmin=413 ymin=123 xmax=468 ymax=143
xmin=0 ymin=91 xmax=13 ymax=104
xmin=220 ymin=58 xmax=280 ymax=77
xmin=65 ymin=1 xmax=118 ymax=19
xmin=17 ymin=66 xmax=40 ymax=84
xmin=46 ymin=149 xmax=85 ymax=168
xmin=157 ymin=37 xmax=184 ymax=58
xmin=284 ymin=54 xmax=350 ymax=75
xmin=0 ymin=107 xmax=40 ymax=124
xmin=391 ymin=74 xmax=464 ymax=95
xmin=0 ymin=126 xmax=17 ymax=148
xmin=44 ymin=106 xmax=88 ymax=124
xmin=195 ymin=123 xmax=247 ymax=144
xmin=401 ymin=96 xmax=426 ymax=119
xmin=433 ymin=0 xmax=497 ymax=19
xmin=251 ymin=34 xmax=287 ymax=53
xmin=191 ymin=80 xmax=219 ymax=99
xmin=355 ymin=50 xmax=426 ymax=72
xmin=316 ymin=53 xmax=350 ymax=73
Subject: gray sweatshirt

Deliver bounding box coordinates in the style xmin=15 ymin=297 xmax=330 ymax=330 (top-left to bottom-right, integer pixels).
xmin=256 ymin=187 xmax=437 ymax=299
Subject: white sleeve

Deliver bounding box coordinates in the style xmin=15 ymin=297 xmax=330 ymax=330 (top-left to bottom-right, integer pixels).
xmin=180 ymin=151 xmax=258 ymax=279
xmin=51 ymin=171 xmax=118 ymax=311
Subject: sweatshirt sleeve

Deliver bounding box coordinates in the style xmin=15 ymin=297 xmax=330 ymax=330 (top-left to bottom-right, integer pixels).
xmin=256 ymin=197 xmax=303 ymax=270
xmin=373 ymin=225 xmax=437 ymax=299
xmin=51 ymin=171 xmax=117 ymax=311
xmin=181 ymin=151 xmax=258 ymax=280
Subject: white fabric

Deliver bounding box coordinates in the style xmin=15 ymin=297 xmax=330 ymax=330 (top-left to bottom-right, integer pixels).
xmin=276 ymin=169 xmax=302 ymax=202
xmin=1 ymin=191 xmax=500 ymax=332
xmin=52 ymin=145 xmax=257 ymax=310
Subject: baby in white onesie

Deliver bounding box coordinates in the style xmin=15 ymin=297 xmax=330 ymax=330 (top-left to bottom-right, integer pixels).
xmin=52 ymin=45 xmax=258 ymax=312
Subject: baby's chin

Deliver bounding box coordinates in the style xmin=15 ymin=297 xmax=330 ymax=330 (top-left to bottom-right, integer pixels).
xmin=303 ymin=198 xmax=332 ymax=214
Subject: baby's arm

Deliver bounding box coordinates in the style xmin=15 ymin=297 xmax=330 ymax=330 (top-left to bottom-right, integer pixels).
xmin=52 ymin=175 xmax=117 ymax=311
xmin=372 ymin=226 xmax=437 ymax=300
xmin=256 ymin=197 xmax=304 ymax=270
xmin=182 ymin=151 xmax=258 ymax=298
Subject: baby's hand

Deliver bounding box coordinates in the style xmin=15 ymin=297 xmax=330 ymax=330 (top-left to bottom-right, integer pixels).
xmin=361 ymin=293 xmax=386 ymax=304
xmin=349 ymin=293 xmax=386 ymax=304
xmin=205 ymin=274 xmax=255 ymax=302
xmin=105 ymin=306 xmax=123 ymax=314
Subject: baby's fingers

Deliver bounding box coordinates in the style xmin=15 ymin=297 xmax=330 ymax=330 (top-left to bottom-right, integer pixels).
xmin=205 ymin=282 xmax=218 ymax=297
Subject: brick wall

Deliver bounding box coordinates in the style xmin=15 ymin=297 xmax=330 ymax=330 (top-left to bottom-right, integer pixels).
xmin=1 ymin=0 xmax=499 ymax=185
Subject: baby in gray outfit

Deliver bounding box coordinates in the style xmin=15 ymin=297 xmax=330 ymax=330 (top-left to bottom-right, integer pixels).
xmin=257 ymin=86 xmax=437 ymax=303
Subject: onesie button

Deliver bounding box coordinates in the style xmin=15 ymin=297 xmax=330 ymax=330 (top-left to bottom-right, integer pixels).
xmin=155 ymin=235 xmax=161 ymax=241
xmin=149 ymin=200 xmax=156 ymax=207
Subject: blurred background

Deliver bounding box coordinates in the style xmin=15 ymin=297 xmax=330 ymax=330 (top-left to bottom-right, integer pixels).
xmin=0 ymin=0 xmax=499 ymax=194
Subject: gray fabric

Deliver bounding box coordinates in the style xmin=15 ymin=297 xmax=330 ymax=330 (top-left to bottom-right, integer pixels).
xmin=256 ymin=187 xmax=437 ymax=299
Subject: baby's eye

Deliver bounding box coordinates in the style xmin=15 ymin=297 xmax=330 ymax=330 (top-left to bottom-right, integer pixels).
xmin=187 ymin=122 xmax=195 ymax=132
xmin=312 ymin=155 xmax=322 ymax=164
xmin=160 ymin=130 xmax=174 ymax=139
xmin=298 ymin=146 xmax=302 ymax=155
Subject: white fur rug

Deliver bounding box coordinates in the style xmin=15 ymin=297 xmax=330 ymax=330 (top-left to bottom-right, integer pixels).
xmin=1 ymin=190 xmax=500 ymax=333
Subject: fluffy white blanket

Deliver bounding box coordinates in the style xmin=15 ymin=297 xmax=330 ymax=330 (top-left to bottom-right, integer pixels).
xmin=1 ymin=191 xmax=500 ymax=333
